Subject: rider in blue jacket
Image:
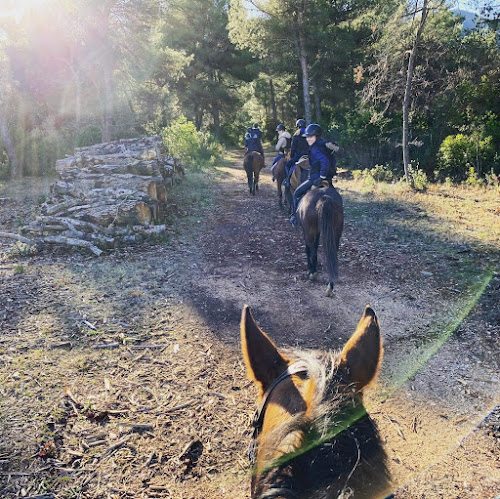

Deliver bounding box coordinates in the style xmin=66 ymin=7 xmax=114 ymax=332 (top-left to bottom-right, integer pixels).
xmin=244 ymin=127 xmax=252 ymax=150
xmin=249 ymin=123 xmax=265 ymax=164
xmin=283 ymin=119 xmax=308 ymax=186
xmin=289 ymin=124 xmax=336 ymax=227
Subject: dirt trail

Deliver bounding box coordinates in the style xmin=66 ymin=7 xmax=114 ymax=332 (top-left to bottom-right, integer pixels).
xmin=0 ymin=151 xmax=499 ymax=498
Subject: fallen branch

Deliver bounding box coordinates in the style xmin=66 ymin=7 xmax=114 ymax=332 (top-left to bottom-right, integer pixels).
xmin=0 ymin=232 xmax=35 ymax=245
xmin=92 ymin=343 xmax=120 ymax=350
xmin=130 ymin=344 xmax=165 ymax=350
xmin=163 ymin=401 xmax=196 ymax=414
xmin=41 ymin=235 xmax=103 ymax=256
xmin=105 ymin=436 xmax=131 ymax=456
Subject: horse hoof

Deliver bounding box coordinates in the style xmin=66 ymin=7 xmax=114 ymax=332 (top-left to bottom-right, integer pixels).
xmin=325 ymin=284 xmax=334 ymax=297
xmin=308 ymin=272 xmax=317 ymax=281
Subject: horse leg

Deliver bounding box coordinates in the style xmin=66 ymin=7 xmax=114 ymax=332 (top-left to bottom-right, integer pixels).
xmin=255 ymin=169 xmax=259 ymax=192
xmin=311 ymin=234 xmax=320 ymax=276
xmin=305 ymin=230 xmax=319 ymax=280
xmin=277 ymin=180 xmax=283 ymax=208
xmin=285 ymin=186 xmax=293 ymax=214
xmin=245 ymin=167 xmax=253 ymax=194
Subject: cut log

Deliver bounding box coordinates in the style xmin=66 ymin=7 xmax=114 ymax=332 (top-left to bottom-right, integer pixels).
xmin=41 ymin=235 xmax=103 ymax=256
xmin=42 ymin=198 xmax=84 ymax=216
xmin=73 ymin=200 xmax=152 ymax=226
xmin=23 ymin=136 xmax=183 ymax=254
xmin=50 ymin=174 xmax=166 ymax=201
xmin=39 ymin=216 xmax=102 ymax=233
xmin=55 ymin=157 xmax=78 ymax=175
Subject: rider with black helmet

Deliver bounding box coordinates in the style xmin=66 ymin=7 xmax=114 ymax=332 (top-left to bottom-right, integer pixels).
xmin=245 ymin=123 xmax=265 ymax=163
xmin=244 ymin=127 xmax=253 ymax=151
xmin=271 ymin=124 xmax=292 ymax=179
xmin=251 ymin=123 xmax=265 ymax=163
xmin=283 ymin=118 xmax=309 ymax=186
xmin=289 ymin=123 xmax=337 ymax=227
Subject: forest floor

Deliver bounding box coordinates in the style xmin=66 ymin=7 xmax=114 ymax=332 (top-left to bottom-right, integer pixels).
xmin=0 ymin=149 xmax=499 ymax=498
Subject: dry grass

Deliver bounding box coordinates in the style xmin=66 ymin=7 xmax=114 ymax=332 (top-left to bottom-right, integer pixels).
xmin=340 ymin=178 xmax=500 ymax=252
xmin=1 ymin=161 xmax=499 ymax=498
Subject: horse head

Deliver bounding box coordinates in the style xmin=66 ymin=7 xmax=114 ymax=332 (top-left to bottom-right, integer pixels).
xmin=241 ymin=305 xmax=390 ymax=498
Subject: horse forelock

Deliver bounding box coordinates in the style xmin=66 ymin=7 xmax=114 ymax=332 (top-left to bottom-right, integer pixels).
xmin=253 ymin=349 xmax=389 ymax=499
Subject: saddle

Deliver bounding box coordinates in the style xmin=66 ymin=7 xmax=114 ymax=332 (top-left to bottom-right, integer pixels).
xmin=312 ymin=180 xmax=331 ymax=189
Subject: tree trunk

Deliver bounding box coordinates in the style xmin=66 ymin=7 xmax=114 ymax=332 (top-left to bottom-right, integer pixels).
xmin=269 ymin=78 xmax=278 ymax=125
xmin=403 ymin=0 xmax=429 ymax=184
xmin=312 ymin=78 xmax=322 ymax=123
xmin=98 ymin=3 xmax=114 ymax=143
xmin=75 ymin=69 xmax=82 ymax=128
xmin=102 ymin=64 xmax=113 ymax=142
xmin=0 ymin=105 xmax=21 ymax=179
xmin=297 ymin=22 xmax=312 ymax=124
xmin=212 ymin=105 xmax=220 ymax=141
xmin=68 ymin=64 xmax=82 ymax=128
xmin=195 ymin=111 xmax=203 ymax=131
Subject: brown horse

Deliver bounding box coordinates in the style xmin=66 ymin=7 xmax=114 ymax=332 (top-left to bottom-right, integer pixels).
xmin=297 ymin=184 xmax=343 ymax=297
xmin=285 ymin=156 xmax=310 ymax=214
xmin=272 ymin=157 xmax=287 ymax=208
xmin=244 ymin=152 xmax=265 ymax=195
xmin=241 ymin=305 xmax=389 ymax=499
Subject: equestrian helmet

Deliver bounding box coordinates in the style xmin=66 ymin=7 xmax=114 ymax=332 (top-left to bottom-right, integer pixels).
xmin=295 ymin=119 xmax=306 ymax=128
xmin=304 ymin=123 xmax=322 ymax=137
xmin=253 ymin=123 xmax=260 ymax=129
xmin=276 ymin=124 xmax=286 ymax=132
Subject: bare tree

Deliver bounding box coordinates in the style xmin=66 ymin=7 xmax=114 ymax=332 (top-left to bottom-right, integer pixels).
xmin=402 ymin=0 xmax=429 ymax=183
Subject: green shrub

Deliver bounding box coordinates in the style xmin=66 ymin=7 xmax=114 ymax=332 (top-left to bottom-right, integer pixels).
xmin=408 ymin=162 xmax=428 ymax=192
xmin=465 ymin=167 xmax=485 ymax=188
xmin=161 ymin=117 xmax=222 ymax=169
xmin=485 ymin=170 xmax=499 ymax=188
xmin=362 ymin=164 xmax=394 ymax=183
xmin=75 ymin=126 xmax=102 ymax=147
xmin=437 ymin=133 xmax=495 ymax=182
xmin=352 ymin=169 xmax=363 ymax=180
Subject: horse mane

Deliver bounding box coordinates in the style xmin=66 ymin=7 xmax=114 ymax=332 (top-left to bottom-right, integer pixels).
xmin=254 ymin=349 xmax=390 ymax=499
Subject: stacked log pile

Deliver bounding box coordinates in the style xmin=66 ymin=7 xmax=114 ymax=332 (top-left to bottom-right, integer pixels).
xmin=21 ymin=136 xmax=184 ymax=255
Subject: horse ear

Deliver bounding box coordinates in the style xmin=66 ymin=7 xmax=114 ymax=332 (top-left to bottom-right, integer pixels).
xmin=240 ymin=305 xmax=289 ymax=395
xmin=339 ymin=306 xmax=382 ymax=390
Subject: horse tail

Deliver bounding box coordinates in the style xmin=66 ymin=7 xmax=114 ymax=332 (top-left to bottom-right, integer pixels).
xmin=317 ymin=195 xmax=338 ymax=283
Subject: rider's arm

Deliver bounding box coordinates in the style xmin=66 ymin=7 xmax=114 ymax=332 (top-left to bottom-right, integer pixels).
xmin=319 ymin=152 xmax=330 ymax=179
xmin=325 ymin=141 xmax=340 ymax=152
xmin=275 ymin=136 xmax=285 ymax=152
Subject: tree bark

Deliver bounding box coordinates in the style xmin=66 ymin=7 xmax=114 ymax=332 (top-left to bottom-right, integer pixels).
xmin=269 ymin=78 xmax=278 ymax=125
xmin=312 ymin=78 xmax=322 ymax=123
xmin=102 ymin=64 xmax=114 ymax=142
xmin=212 ymin=104 xmax=220 ymax=141
xmin=98 ymin=3 xmax=114 ymax=143
xmin=297 ymin=21 xmax=312 ymax=124
xmin=403 ymin=0 xmax=429 ymax=184
xmin=74 ymin=68 xmax=82 ymax=128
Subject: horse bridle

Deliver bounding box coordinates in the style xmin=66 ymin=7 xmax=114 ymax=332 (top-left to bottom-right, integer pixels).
xmin=248 ymin=361 xmax=309 ymax=464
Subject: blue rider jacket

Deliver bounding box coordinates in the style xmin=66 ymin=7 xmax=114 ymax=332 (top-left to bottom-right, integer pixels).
xmin=308 ymin=138 xmax=331 ymax=180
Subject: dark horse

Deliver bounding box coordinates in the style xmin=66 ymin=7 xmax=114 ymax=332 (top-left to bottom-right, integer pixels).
xmin=244 ymin=152 xmax=265 ymax=195
xmin=297 ymin=184 xmax=343 ymax=297
xmin=241 ymin=305 xmax=390 ymax=499
xmin=272 ymin=156 xmax=287 ymax=208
